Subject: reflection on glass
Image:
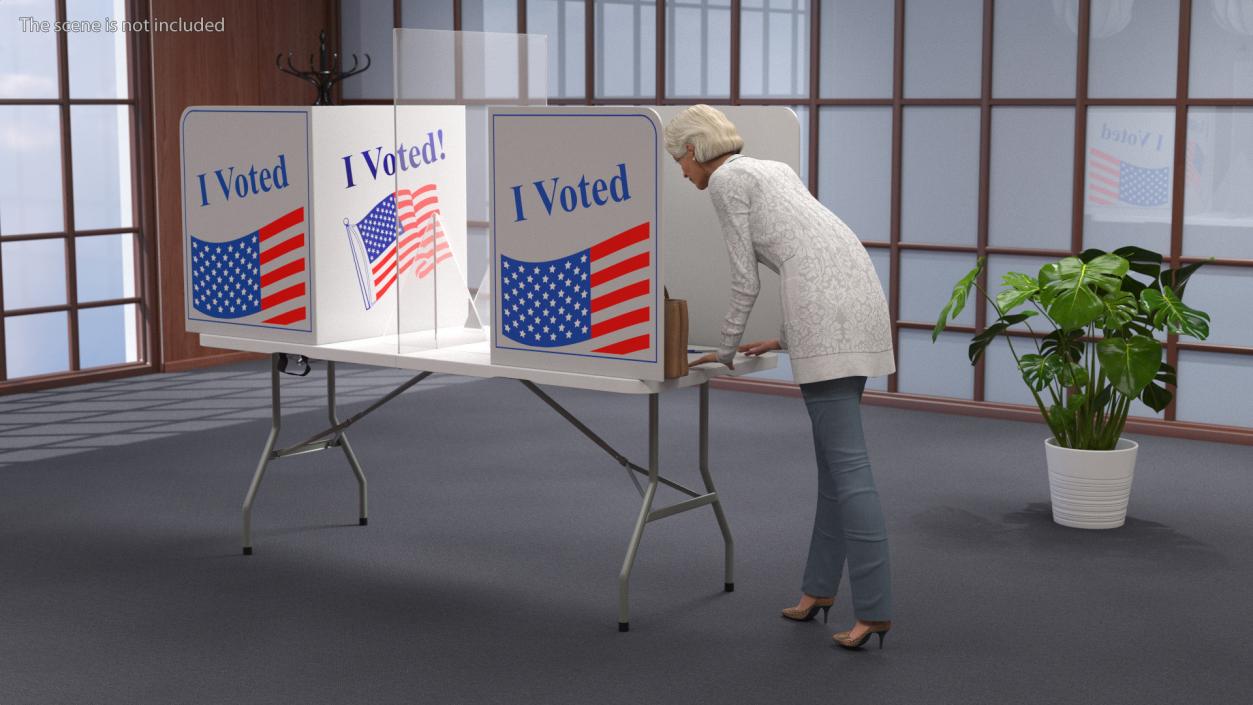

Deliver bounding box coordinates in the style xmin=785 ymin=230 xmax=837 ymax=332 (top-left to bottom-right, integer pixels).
xmin=596 ymin=0 xmax=656 ymax=98
xmin=992 ymin=0 xmax=1076 ymax=98
xmin=818 ymin=107 xmax=892 ymax=243
xmin=0 ymin=106 xmax=64 ymax=235
xmin=1082 ymin=107 xmax=1174 ymax=254
xmin=903 ymin=0 xmax=982 ymax=98
xmin=1086 ymin=0 xmax=1179 ymax=98
xmin=68 ymin=0 xmax=129 ymax=99
xmin=900 ymin=107 xmax=980 ymax=244
xmin=2 ymin=239 xmax=66 ymax=310
xmin=988 ymin=108 xmax=1074 ymax=250
xmin=5 ymin=312 xmax=70 ymax=379
xmin=740 ymin=0 xmax=808 ymax=98
xmin=0 ymin=0 xmax=59 ymax=99
xmin=1190 ymin=0 xmax=1253 ymax=98
xmin=531 ymin=0 xmax=586 ymax=98
xmin=1184 ymin=108 xmax=1253 ymax=259
xmin=76 ymin=233 xmax=136 ymax=302
xmin=667 ymin=0 xmax=731 ymax=98
xmin=897 ymin=329 xmax=973 ymax=399
xmin=819 ymin=0 xmax=893 ymax=98
xmin=78 ymin=304 xmax=139 ymax=369
xmin=71 ymin=105 xmax=134 ymax=230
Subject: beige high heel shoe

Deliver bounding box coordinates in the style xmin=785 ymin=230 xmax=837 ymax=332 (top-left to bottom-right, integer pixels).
xmin=832 ymin=620 xmax=892 ymax=649
xmin=780 ymin=597 xmax=834 ymax=623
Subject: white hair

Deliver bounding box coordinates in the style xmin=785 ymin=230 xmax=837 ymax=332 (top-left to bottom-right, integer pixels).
xmin=663 ymin=105 xmax=744 ymax=163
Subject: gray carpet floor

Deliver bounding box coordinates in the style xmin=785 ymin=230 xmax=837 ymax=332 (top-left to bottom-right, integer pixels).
xmin=1 ymin=361 xmax=1250 ymax=705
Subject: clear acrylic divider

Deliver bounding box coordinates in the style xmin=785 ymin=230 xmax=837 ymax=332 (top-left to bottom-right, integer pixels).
xmin=392 ymin=29 xmax=547 ymax=358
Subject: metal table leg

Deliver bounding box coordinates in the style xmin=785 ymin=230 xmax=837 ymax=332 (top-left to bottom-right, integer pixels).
xmin=618 ymin=393 xmax=660 ymax=632
xmin=241 ymin=358 xmax=429 ymax=555
xmin=328 ymin=361 xmax=369 ymax=526
xmin=242 ymin=354 xmax=282 ymax=555
xmin=699 ymin=382 xmax=735 ymax=592
xmin=521 ymin=382 xmax=735 ymax=631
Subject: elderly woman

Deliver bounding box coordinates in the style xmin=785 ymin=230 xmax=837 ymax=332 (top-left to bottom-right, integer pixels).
xmin=667 ymin=105 xmax=896 ymax=650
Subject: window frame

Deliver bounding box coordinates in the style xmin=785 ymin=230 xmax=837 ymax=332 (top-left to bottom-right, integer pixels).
xmin=334 ymin=0 xmax=1253 ymax=443
xmin=0 ymin=0 xmax=159 ymax=391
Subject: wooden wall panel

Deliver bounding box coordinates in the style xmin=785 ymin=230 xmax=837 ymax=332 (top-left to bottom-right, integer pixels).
xmin=150 ymin=0 xmax=334 ymax=369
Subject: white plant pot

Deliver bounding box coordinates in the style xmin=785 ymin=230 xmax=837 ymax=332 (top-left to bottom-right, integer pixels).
xmin=1044 ymin=437 xmax=1139 ymax=529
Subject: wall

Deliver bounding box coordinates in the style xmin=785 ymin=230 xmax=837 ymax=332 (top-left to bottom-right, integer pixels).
xmin=150 ymin=0 xmax=335 ymax=370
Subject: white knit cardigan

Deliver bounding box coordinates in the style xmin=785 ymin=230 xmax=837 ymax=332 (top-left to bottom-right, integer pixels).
xmin=707 ymin=155 xmax=895 ymax=384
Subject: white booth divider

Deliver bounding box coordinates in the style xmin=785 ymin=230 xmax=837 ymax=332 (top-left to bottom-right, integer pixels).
xmin=180 ymin=105 xmax=468 ymax=348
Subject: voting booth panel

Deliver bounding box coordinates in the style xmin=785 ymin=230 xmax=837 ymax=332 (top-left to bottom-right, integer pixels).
xmin=181 ymin=105 xmax=470 ymax=347
xmin=489 ymin=107 xmax=664 ymax=381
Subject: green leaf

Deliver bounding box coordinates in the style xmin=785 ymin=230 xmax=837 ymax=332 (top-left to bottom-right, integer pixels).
xmin=1019 ymin=354 xmax=1060 ymax=392
xmin=966 ymin=313 xmax=1035 ymax=364
xmin=1140 ymin=382 xmax=1173 ymax=412
xmin=1053 ymin=254 xmax=1129 ymax=293
xmin=1141 ymin=286 xmax=1211 ymax=339
xmin=968 ymin=324 xmax=1006 ymax=364
xmin=1067 ymin=391 xmax=1087 ymax=412
xmin=1037 ymin=263 xmax=1061 ymax=308
xmin=933 ymin=259 xmax=984 ymax=342
xmin=1046 ymin=283 xmax=1103 ymax=331
xmin=1097 ymin=336 xmax=1163 ymax=398
xmin=1111 ymin=245 xmax=1164 ymax=279
xmin=1048 ymin=404 xmax=1074 ymax=438
xmin=1158 ymin=259 xmax=1210 ymax=297
xmin=1044 ymin=255 xmax=1130 ymax=330
xmin=995 ymin=272 xmax=1040 ymax=313
xmin=1100 ymin=290 xmax=1139 ymax=331
xmin=1058 ymin=361 xmax=1088 ymax=388
xmin=1139 ymin=362 xmax=1177 ymax=413
xmin=1092 ymin=385 xmax=1113 ymax=411
xmin=1041 ymin=329 xmax=1083 ymax=364
xmin=1156 ymin=361 xmax=1178 ymax=387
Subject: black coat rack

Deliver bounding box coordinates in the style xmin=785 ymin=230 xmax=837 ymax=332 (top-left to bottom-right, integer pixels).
xmin=276 ymin=30 xmax=371 ymax=106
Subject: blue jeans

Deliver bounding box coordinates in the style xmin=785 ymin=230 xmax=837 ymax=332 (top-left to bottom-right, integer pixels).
xmin=799 ymin=376 xmax=892 ymax=622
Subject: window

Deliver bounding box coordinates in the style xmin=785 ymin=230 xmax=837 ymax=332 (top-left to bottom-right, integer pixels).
xmin=0 ymin=0 xmax=149 ymax=385
xmin=335 ymin=0 xmax=1253 ymax=437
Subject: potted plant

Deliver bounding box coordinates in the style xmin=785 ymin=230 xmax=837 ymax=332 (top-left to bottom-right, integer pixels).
xmin=933 ymin=247 xmax=1212 ymax=529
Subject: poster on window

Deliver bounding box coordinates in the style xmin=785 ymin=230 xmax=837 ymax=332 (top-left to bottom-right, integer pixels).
xmin=1084 ymin=109 xmax=1181 ymax=223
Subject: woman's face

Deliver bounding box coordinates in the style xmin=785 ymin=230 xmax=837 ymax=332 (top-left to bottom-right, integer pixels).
xmin=676 ymin=145 xmax=710 ymax=190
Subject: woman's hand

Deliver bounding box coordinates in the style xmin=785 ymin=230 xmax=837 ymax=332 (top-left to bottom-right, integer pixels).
xmin=689 ymin=352 xmax=734 ymax=370
xmin=738 ymin=339 xmax=781 ymax=356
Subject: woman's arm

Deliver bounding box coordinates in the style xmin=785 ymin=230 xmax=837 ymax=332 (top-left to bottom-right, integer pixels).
xmin=708 ymin=178 xmax=760 ymax=366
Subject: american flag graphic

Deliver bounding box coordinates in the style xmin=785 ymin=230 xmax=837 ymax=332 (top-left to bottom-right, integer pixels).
xmin=500 ymin=222 xmax=653 ymax=356
xmin=190 ymin=207 xmax=307 ymax=326
xmin=1087 ymin=147 xmax=1171 ymax=207
xmin=345 ymin=184 xmax=452 ymax=309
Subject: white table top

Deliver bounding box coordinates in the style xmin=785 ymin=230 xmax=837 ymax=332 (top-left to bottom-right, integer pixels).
xmin=200 ymin=331 xmax=778 ymax=395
